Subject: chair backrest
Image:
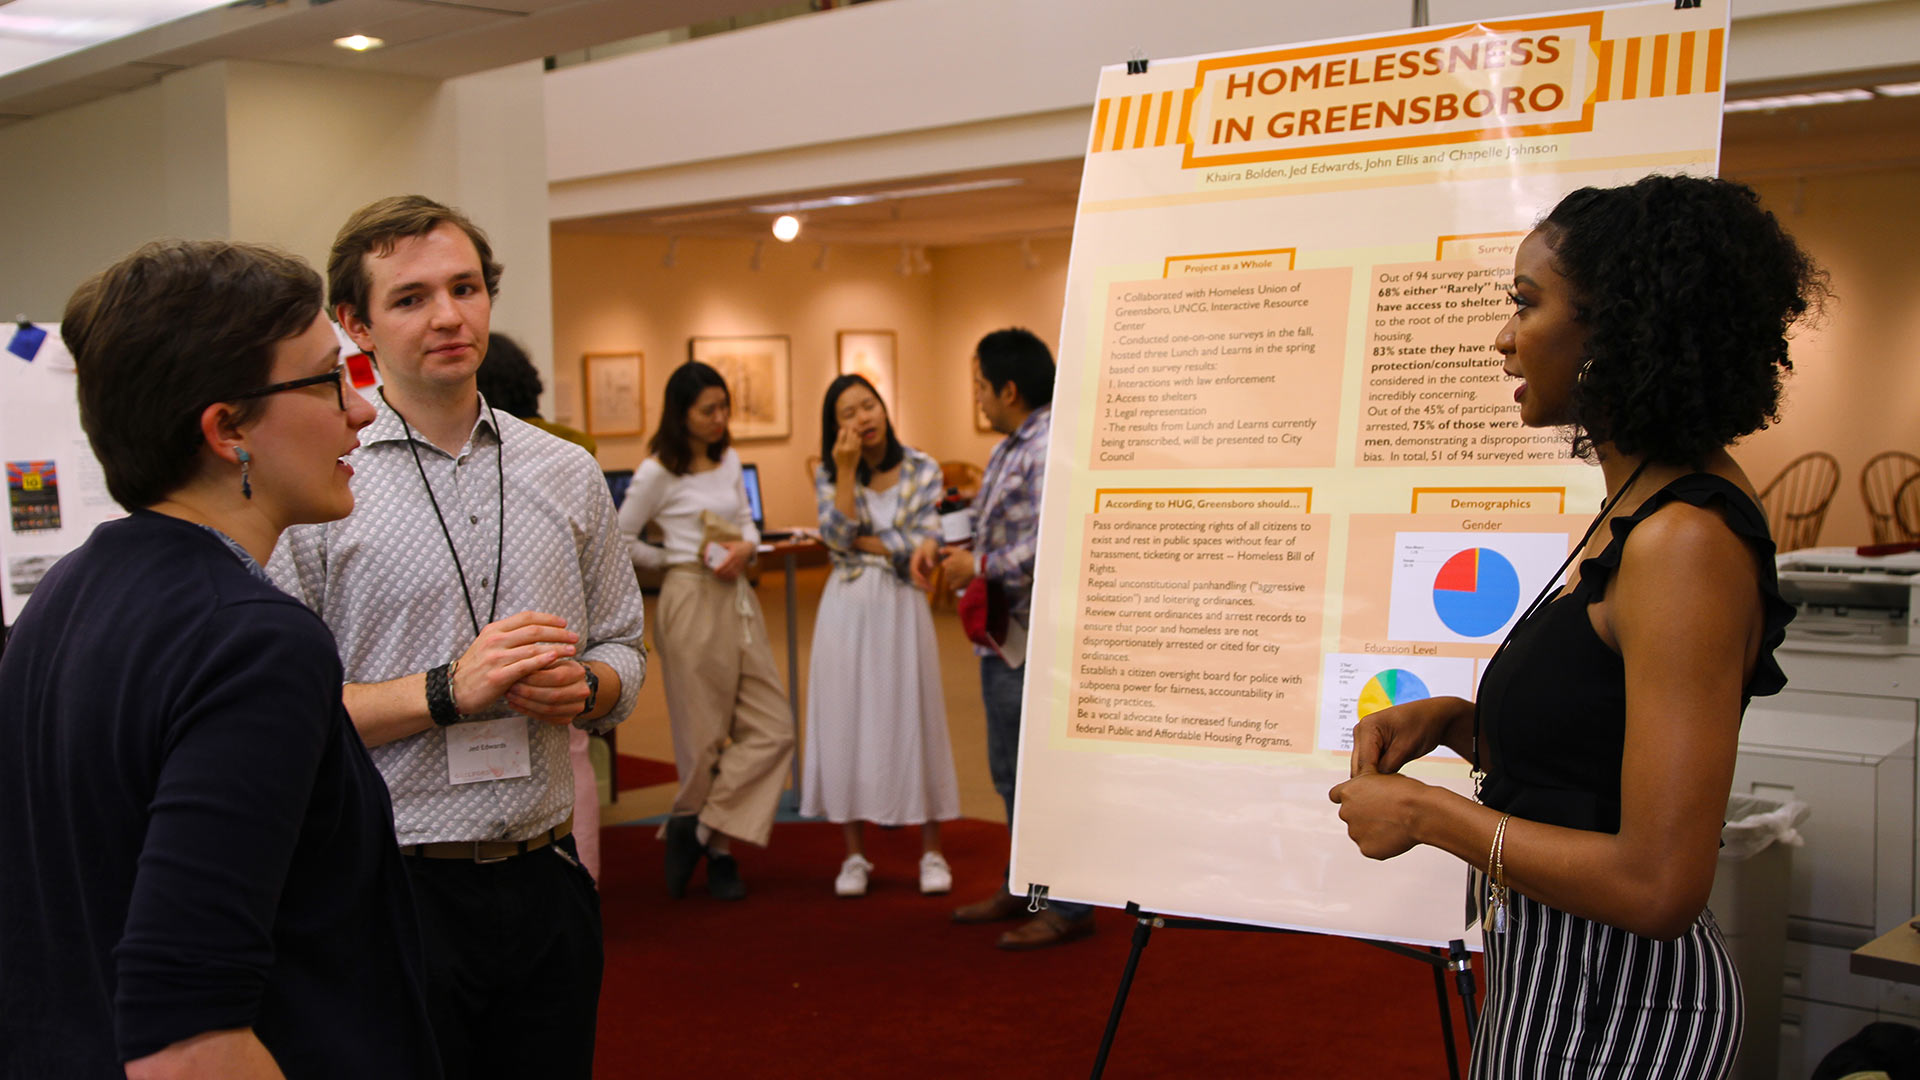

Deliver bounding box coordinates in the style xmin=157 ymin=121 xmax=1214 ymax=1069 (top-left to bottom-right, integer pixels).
xmin=803 ymin=454 xmax=822 ymax=485
xmin=1860 ymin=450 xmax=1920 ymax=544
xmin=1758 ymin=451 xmax=1841 ymax=552
xmin=1895 ymin=473 xmax=1920 ymax=544
xmin=940 ymin=460 xmax=984 ymax=503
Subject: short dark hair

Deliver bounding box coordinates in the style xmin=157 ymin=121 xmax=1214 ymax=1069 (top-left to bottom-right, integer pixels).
xmin=649 ymin=361 xmax=731 ymax=476
xmin=818 ymin=374 xmax=904 ymax=485
xmin=975 ymin=327 xmax=1054 ymax=410
xmin=476 ymin=333 xmax=543 ymax=419
xmin=64 ymin=239 xmax=323 ymax=510
xmin=1541 ymin=175 xmax=1826 ymax=465
xmin=328 ymin=194 xmax=502 ymax=325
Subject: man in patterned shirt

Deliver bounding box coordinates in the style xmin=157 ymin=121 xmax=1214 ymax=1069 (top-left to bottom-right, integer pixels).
xmin=913 ymin=327 xmax=1095 ymax=951
xmin=270 ymin=195 xmax=644 ymax=1076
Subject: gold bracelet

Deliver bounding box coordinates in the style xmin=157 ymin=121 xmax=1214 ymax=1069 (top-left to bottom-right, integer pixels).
xmin=1487 ymin=812 xmax=1512 ymax=934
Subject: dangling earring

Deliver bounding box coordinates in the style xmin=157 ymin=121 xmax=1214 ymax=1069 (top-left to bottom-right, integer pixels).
xmin=236 ymin=447 xmax=252 ymax=500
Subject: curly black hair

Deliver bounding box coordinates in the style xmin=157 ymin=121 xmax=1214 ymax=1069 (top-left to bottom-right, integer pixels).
xmin=1541 ymin=175 xmax=1826 ymax=465
xmin=475 ymin=333 xmax=543 ymax=420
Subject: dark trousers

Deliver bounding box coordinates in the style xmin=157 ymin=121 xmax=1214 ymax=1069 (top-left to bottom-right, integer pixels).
xmin=403 ymin=834 xmax=603 ymax=1080
xmin=980 ymin=654 xmax=1092 ymax=921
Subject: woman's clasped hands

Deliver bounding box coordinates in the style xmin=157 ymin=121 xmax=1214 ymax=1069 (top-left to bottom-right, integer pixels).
xmin=1328 ymin=694 xmax=1473 ymax=860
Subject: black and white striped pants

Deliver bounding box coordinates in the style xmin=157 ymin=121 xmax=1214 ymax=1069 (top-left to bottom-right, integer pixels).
xmin=1471 ymin=890 xmax=1743 ymax=1079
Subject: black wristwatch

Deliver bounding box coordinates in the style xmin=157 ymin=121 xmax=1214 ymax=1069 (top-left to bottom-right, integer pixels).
xmin=577 ymin=663 xmax=600 ymax=719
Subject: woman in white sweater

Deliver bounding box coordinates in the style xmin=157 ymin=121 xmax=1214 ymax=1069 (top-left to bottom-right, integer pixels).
xmin=616 ymin=361 xmax=793 ymax=901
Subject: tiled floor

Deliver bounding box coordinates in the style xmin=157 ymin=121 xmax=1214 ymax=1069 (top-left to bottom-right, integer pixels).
xmin=601 ymin=563 xmax=1006 ymax=828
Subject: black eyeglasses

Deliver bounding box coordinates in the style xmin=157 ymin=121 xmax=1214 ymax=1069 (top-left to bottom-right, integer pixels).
xmin=229 ymin=363 xmax=348 ymax=411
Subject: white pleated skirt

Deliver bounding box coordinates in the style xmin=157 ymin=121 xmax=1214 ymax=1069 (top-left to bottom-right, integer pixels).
xmin=800 ymin=565 xmax=960 ymax=825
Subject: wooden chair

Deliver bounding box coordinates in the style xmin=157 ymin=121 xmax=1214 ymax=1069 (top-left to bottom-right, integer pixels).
xmin=804 ymin=454 xmax=822 ymax=485
xmin=1758 ymin=451 xmax=1841 ymax=552
xmin=940 ymin=460 xmax=984 ymax=503
xmin=1860 ymin=451 xmax=1920 ymax=544
xmin=1895 ymin=473 xmax=1920 ymax=544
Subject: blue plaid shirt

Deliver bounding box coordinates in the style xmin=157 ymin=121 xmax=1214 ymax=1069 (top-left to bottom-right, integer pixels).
xmin=813 ymin=446 xmax=943 ymax=583
xmin=973 ymin=405 xmax=1051 ymax=651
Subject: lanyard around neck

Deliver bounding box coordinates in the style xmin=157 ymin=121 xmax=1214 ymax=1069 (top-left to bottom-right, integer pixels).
xmin=386 ymin=390 xmax=505 ymax=638
xmin=1471 ymin=457 xmax=1652 ymax=799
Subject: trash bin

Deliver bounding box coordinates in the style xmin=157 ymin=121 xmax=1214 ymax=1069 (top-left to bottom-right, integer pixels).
xmin=1708 ymin=793 xmax=1811 ymax=1080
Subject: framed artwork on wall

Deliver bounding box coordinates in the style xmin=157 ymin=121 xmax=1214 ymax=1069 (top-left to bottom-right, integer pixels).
xmin=581 ymin=351 xmax=644 ymax=437
xmin=835 ymin=330 xmax=897 ymax=419
xmin=688 ymin=335 xmax=792 ymax=440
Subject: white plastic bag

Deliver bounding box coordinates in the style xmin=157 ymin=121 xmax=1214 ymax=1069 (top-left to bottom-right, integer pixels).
xmin=1719 ymin=794 xmax=1810 ymax=861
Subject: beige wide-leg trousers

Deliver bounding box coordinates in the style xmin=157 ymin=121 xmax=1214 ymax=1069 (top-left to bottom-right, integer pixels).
xmin=656 ymin=565 xmax=795 ymax=847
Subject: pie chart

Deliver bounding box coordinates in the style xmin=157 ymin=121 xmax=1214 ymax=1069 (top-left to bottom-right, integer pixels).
xmin=1357 ymin=668 xmax=1431 ymax=719
xmin=1431 ymin=547 xmax=1521 ymax=637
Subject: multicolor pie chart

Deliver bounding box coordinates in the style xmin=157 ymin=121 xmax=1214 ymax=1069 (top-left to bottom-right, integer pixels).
xmin=1431 ymin=547 xmax=1521 ymax=638
xmin=1357 ymin=668 xmax=1432 ymax=719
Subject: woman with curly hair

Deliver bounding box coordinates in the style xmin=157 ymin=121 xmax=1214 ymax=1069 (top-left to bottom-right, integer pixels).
xmin=1330 ymin=174 xmax=1822 ymax=1079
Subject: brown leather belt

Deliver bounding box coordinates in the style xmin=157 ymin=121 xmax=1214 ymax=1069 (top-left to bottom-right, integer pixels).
xmin=399 ymin=817 xmax=573 ymax=864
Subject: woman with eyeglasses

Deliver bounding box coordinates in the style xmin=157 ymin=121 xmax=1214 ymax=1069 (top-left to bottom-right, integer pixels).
xmin=0 ymin=240 xmax=439 ymax=1078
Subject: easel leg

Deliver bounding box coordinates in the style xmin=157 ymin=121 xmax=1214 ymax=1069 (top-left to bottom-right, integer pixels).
xmin=1089 ymin=904 xmax=1155 ymax=1080
xmin=1431 ymin=948 xmax=1461 ymax=1080
xmin=1449 ymin=939 xmax=1479 ymax=1042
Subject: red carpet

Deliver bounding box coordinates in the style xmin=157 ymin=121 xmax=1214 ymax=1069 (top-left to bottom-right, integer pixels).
xmin=613 ymin=754 xmax=677 ymax=792
xmin=594 ymin=818 xmax=1474 ymax=1078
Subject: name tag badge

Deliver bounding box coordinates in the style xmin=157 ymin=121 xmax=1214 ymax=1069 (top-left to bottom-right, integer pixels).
xmin=445 ymin=716 xmax=532 ymax=785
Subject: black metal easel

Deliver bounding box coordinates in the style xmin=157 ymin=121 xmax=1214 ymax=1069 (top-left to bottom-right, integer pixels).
xmin=1087 ymin=902 xmax=1478 ymax=1080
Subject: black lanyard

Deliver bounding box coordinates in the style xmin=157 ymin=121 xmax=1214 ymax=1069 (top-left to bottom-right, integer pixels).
xmin=386 ymin=390 xmax=505 ymax=637
xmin=1471 ymin=457 xmax=1651 ymax=800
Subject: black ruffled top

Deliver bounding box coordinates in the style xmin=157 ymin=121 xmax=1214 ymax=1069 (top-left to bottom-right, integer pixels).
xmin=1475 ymin=473 xmax=1796 ymax=833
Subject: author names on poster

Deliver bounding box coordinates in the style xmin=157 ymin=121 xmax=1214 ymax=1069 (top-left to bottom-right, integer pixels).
xmin=1094 ymin=268 xmax=1349 ymax=469
xmin=1358 ymin=260 xmax=1570 ymax=466
xmin=1069 ymin=513 xmax=1328 ymax=752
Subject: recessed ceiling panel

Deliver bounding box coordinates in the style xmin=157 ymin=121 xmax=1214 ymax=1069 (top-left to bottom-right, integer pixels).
xmin=0 ymin=0 xmax=226 ymax=80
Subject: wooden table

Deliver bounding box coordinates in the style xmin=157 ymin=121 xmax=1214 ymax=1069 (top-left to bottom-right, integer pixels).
xmin=1852 ymin=916 xmax=1920 ymax=986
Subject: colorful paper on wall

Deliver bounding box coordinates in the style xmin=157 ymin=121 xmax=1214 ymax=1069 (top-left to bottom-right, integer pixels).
xmin=0 ymin=325 xmax=126 ymax=622
xmin=1008 ymin=0 xmax=1728 ymax=947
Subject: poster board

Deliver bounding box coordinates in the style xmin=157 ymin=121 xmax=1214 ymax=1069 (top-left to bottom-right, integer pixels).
xmin=1010 ymin=0 xmax=1728 ymax=948
xmin=1 ymin=321 xmax=371 ymax=627
xmin=0 ymin=324 xmax=124 ymax=625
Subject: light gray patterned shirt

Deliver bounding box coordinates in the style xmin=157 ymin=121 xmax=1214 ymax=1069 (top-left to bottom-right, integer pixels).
xmin=268 ymin=393 xmax=645 ymax=846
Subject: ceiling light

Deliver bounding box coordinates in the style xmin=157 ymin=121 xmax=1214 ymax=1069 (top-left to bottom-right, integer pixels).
xmin=333 ymin=34 xmax=384 ymax=52
xmin=1874 ymin=81 xmax=1920 ymax=97
xmin=1723 ymin=89 xmax=1873 ymax=112
xmin=771 ymin=214 xmax=800 ymax=242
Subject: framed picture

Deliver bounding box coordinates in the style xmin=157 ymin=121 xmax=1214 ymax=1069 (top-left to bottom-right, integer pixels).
xmin=582 ymin=352 xmax=644 ymax=437
xmin=835 ymin=330 xmax=897 ymax=418
xmin=688 ymin=335 xmax=792 ymax=440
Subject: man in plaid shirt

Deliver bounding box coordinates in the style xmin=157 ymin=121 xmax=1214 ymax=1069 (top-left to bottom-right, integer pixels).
xmin=913 ymin=328 xmax=1095 ymax=951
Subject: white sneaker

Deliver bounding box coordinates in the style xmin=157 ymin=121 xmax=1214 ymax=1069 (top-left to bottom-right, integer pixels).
xmin=919 ymin=851 xmax=953 ymax=895
xmin=835 ymin=854 xmax=874 ymax=897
